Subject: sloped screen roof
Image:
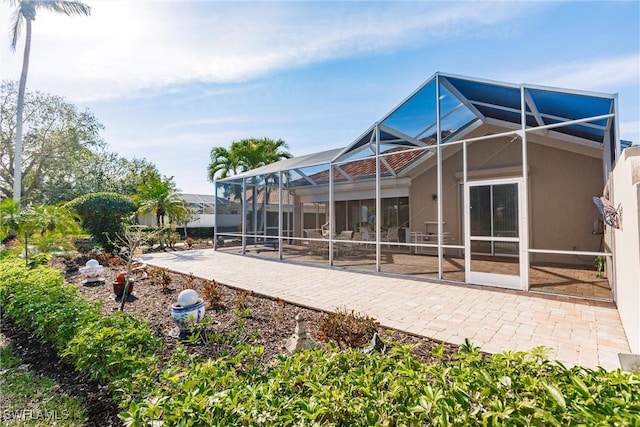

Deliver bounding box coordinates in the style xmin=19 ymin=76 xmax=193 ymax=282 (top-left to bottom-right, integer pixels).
xmin=443 ymin=75 xmax=613 ymax=143
xmin=219 ymin=73 xmax=616 ymax=183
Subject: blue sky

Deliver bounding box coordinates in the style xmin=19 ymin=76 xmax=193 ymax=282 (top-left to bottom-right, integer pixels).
xmin=1 ymin=1 xmax=638 ymax=194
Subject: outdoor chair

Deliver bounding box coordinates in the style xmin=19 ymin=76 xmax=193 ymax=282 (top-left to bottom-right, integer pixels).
xmin=359 ymin=227 xmax=372 ymax=248
xmin=337 ymin=230 xmax=358 ymax=257
xmin=306 ymin=230 xmax=329 ymax=257
xmin=385 ymin=226 xmax=400 ymax=246
xmin=339 ymin=230 xmax=353 ymax=240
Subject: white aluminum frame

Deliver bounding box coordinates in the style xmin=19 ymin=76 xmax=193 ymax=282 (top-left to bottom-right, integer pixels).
xmin=464 ymin=177 xmax=526 ymax=290
xmin=213 ymin=73 xmax=619 ymax=299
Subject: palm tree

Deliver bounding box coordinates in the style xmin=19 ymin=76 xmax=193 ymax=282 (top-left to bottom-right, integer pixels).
xmin=207 ymin=137 xmax=291 ymax=238
xmin=11 ymin=202 xmax=81 ymax=258
xmin=135 ymin=173 xmax=188 ymax=248
xmin=0 ymin=197 xmax=22 ymax=242
xmin=8 ymin=0 xmax=91 ymax=203
xmin=207 ymin=146 xmax=240 ymax=182
xmin=207 ymin=138 xmax=291 ymax=182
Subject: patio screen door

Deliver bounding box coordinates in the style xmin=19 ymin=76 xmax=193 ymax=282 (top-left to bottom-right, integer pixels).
xmin=465 ymin=178 xmax=525 ymax=290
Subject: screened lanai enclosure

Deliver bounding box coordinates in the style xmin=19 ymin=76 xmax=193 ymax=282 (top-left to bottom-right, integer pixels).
xmin=214 ymin=73 xmax=621 ymax=301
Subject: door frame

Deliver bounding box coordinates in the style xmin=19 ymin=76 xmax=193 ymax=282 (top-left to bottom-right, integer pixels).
xmin=464 ymin=177 xmax=527 ymax=290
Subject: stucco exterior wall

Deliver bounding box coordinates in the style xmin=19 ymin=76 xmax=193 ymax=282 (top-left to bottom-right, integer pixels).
xmin=610 ymin=146 xmax=640 ymax=353
xmin=527 ymin=143 xmax=604 ymax=263
xmin=409 ymin=131 xmax=604 ymax=265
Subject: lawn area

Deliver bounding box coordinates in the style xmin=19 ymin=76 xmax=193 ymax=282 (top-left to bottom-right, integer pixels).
xmin=0 ymin=337 xmax=87 ymax=426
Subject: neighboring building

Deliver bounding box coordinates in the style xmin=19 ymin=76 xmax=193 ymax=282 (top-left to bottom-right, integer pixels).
xmin=214 ymin=72 xmax=630 ymax=302
xmin=139 ymin=193 xmax=241 ymax=231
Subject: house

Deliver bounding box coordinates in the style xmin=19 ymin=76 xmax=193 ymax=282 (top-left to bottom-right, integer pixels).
xmin=138 ymin=193 xmax=241 ymax=231
xmin=213 ymin=72 xmax=630 ymax=302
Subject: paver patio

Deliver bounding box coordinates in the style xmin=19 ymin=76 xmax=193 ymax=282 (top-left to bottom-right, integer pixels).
xmin=141 ymin=248 xmax=630 ymax=370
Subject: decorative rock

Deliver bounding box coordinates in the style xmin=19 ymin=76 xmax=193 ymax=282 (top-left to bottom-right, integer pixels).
xmin=284 ymin=313 xmax=319 ymax=353
xmin=363 ymin=332 xmax=388 ymax=355
xmin=177 ymin=289 xmax=199 ymax=307
xmin=79 ymin=259 xmax=104 ymax=283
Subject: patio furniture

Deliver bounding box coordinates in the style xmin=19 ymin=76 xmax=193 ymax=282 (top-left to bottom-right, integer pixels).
xmin=385 ymin=226 xmax=400 ymax=247
xmin=339 ymin=230 xmax=353 ymax=240
xmin=306 ymin=230 xmax=330 ymax=257
xmin=337 ymin=230 xmax=359 ymax=257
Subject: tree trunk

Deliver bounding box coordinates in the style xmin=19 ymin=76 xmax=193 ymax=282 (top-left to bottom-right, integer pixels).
xmin=13 ymin=17 xmax=33 ymax=203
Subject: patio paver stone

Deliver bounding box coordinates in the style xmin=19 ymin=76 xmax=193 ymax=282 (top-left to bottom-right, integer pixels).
xmin=141 ymin=249 xmax=630 ymax=370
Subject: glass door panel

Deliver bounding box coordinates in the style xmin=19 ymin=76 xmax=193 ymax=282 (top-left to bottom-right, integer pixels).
xmin=466 ymin=180 xmax=523 ymax=290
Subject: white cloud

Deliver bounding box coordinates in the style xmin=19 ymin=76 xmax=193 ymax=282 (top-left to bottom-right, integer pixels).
xmin=620 ymin=120 xmax=640 ymax=144
xmin=162 ymin=116 xmax=250 ymax=131
xmin=508 ymin=54 xmax=640 ymax=93
xmin=0 ymin=0 xmax=535 ymax=102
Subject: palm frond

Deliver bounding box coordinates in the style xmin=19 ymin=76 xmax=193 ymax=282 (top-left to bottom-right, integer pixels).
xmin=36 ymin=1 xmax=91 ymax=16
xmin=10 ymin=8 xmax=24 ymax=51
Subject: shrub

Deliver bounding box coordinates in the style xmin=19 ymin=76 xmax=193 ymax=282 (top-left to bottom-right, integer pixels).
xmin=63 ymin=312 xmax=161 ymax=384
xmin=148 ymin=266 xmax=172 ymax=292
xmin=66 ymin=192 xmax=136 ymax=251
xmin=123 ymin=343 xmax=640 ymax=426
xmin=0 ymin=256 xmax=160 ymax=403
xmin=234 ymin=289 xmax=252 ymax=309
xmin=0 ymin=258 xmax=100 ymax=351
xmin=317 ymin=307 xmax=380 ymax=349
xmin=203 ymin=279 xmax=224 ymax=309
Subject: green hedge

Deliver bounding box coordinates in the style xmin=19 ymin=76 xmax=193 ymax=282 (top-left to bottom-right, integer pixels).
xmin=121 ymin=342 xmax=640 ymax=426
xmin=66 ymin=192 xmax=136 ymax=251
xmin=0 ymin=257 xmax=160 ymax=395
xmin=2 ymin=256 xmax=639 ymax=426
xmin=0 ymin=258 xmax=100 ymax=352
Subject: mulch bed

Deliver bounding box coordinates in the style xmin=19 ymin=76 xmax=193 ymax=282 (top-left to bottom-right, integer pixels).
xmin=0 ymin=320 xmax=121 ymax=427
xmin=5 ymin=241 xmax=461 ymax=425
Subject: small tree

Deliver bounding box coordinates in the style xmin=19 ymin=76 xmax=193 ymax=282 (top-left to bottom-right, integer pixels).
xmin=66 ymin=192 xmax=136 ymax=251
xmin=1 ymin=199 xmax=81 ymax=264
xmin=114 ymin=224 xmax=161 ymax=311
xmin=181 ymin=206 xmax=200 ymax=238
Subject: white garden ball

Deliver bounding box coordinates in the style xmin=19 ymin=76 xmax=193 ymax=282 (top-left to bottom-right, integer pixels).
xmin=177 ymin=289 xmax=199 ymax=307
xmin=86 ymin=259 xmax=99 ymax=268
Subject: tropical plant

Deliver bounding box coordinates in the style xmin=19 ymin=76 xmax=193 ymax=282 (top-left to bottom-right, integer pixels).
xmin=66 ymin=192 xmax=137 ymax=251
xmin=207 ymin=137 xmax=291 ymax=193
xmin=207 ymin=138 xmax=291 ymax=235
xmin=1 ymin=199 xmax=81 ymax=260
xmin=6 ymin=0 xmax=91 ymax=202
xmin=207 ymin=146 xmax=240 ymax=182
xmin=0 ymin=197 xmax=22 ymax=240
xmin=135 ymin=171 xmax=188 ymax=248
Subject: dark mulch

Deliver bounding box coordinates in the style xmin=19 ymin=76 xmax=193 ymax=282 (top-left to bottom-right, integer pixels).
xmin=0 ymin=319 xmax=121 ymax=427
xmin=5 ymin=242 xmax=460 ymax=425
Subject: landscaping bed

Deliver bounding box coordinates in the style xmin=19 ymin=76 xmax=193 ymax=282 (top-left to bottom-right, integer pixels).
xmin=3 ymin=250 xmax=639 ymax=425
xmin=0 ymin=323 xmax=120 ymax=426
xmin=54 ymin=249 xmax=460 ymax=368
xmin=0 ymin=247 xmax=457 ymax=424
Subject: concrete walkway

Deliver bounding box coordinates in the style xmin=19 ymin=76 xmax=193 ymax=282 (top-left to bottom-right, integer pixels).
xmin=141 ymin=249 xmax=629 ymax=370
